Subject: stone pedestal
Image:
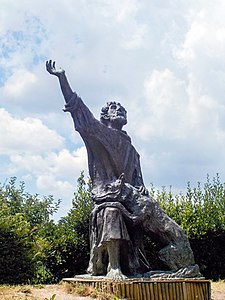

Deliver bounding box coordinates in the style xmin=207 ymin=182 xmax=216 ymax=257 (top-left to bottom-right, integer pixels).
xmin=62 ymin=277 xmax=211 ymax=300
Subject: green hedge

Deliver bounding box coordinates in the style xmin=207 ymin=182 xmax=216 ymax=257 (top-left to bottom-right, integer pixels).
xmin=148 ymin=174 xmax=225 ymax=279
xmin=0 ymin=215 xmax=35 ymax=284
xmin=0 ymin=174 xmax=224 ymax=283
xmin=190 ymin=231 xmax=225 ymax=280
xmin=0 ymin=178 xmax=60 ymax=284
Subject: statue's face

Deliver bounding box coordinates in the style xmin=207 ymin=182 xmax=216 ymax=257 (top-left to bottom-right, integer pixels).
xmin=107 ymin=102 xmax=127 ymax=129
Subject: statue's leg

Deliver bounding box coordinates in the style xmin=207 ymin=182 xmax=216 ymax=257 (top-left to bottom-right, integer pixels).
xmin=87 ymin=209 xmax=107 ymax=276
xmin=107 ymin=240 xmax=120 ymax=272
xmin=88 ymin=204 xmax=141 ymax=278
xmin=106 ymin=239 xmax=127 ymax=279
xmin=101 ymin=207 xmax=130 ymax=279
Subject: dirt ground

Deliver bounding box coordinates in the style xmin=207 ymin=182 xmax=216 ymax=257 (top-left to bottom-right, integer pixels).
xmin=0 ymin=281 xmax=224 ymax=299
xmin=0 ymin=284 xmax=94 ymax=300
xmin=211 ymin=281 xmax=225 ymax=300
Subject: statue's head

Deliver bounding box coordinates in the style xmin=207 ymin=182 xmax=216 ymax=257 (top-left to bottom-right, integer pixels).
xmin=100 ymin=101 xmax=127 ymax=130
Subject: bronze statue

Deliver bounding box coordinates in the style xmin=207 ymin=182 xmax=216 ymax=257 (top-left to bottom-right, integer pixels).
xmin=46 ymin=60 xmax=201 ymax=279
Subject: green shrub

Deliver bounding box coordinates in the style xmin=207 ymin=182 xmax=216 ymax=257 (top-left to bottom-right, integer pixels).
xmin=0 ymin=211 xmax=35 ymax=283
xmin=43 ymin=172 xmax=94 ymax=282
xmin=1 ymin=173 xmax=225 ymax=282
xmin=150 ymin=174 xmax=225 ymax=238
xmin=147 ymin=174 xmax=225 ymax=278
xmin=0 ymin=177 xmax=60 ymax=284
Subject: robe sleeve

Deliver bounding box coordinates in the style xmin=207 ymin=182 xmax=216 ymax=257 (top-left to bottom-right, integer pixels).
xmin=63 ymin=92 xmax=95 ymax=131
xmin=63 ymin=93 xmax=145 ymax=187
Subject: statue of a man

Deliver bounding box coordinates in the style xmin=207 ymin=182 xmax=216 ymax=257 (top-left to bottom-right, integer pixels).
xmin=46 ymin=60 xmax=201 ymax=280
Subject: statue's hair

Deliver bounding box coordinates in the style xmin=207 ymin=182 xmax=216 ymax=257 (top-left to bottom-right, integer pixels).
xmin=100 ymin=101 xmax=127 ymax=125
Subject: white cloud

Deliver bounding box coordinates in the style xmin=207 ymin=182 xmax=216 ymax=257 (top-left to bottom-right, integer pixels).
xmin=8 ymin=147 xmax=86 ymax=177
xmin=176 ymin=3 xmax=225 ymax=63
xmin=174 ymin=2 xmax=225 ymax=105
xmin=4 ymin=69 xmax=37 ymax=97
xmin=115 ymin=0 xmax=138 ymax=22
xmin=139 ymin=69 xmax=188 ymax=140
xmin=36 ymin=174 xmax=74 ymax=198
xmin=122 ymin=24 xmax=148 ymax=49
xmin=0 ymin=108 xmax=64 ymax=155
xmin=1 ymin=0 xmax=225 ymax=218
xmin=48 ymin=147 xmax=87 ymax=177
xmin=97 ymin=0 xmax=138 ymax=22
xmin=3 ymin=144 xmax=88 ymax=216
xmin=6 ymin=147 xmax=87 ymax=185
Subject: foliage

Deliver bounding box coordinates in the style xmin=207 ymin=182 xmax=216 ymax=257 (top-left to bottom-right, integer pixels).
xmin=1 ymin=173 xmax=225 ymax=282
xmin=147 ymin=173 xmax=225 ymax=279
xmin=0 ymin=209 xmax=35 ymax=283
xmin=61 ymin=171 xmax=93 ymax=246
xmin=0 ymin=177 xmax=60 ymax=226
xmin=45 ymin=294 xmax=56 ymax=300
xmin=43 ymin=171 xmax=94 ymax=282
xmin=149 ymin=174 xmax=225 ymax=238
xmin=0 ymin=177 xmax=60 ymax=284
xmin=190 ymin=231 xmax=225 ymax=280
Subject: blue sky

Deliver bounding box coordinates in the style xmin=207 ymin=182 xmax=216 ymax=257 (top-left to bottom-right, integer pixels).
xmin=1 ymin=0 xmax=225 ymax=219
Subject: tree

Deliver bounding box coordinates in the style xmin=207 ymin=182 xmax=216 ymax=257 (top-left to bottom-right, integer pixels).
xmin=0 ymin=177 xmax=60 ymax=284
xmin=43 ymin=172 xmax=94 ymax=281
xmin=147 ymin=174 xmax=225 ymax=279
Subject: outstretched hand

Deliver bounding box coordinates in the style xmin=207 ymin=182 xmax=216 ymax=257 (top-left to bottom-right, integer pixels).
xmin=46 ymin=60 xmax=65 ymax=77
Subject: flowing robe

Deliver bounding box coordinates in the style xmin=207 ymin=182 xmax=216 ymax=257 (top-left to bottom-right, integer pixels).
xmin=64 ymin=93 xmax=197 ymax=277
xmin=64 ymin=93 xmax=144 ymax=190
xmin=64 ymin=93 xmax=146 ymax=275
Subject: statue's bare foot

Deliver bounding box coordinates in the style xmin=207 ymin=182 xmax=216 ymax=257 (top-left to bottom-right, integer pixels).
xmin=106 ymin=268 xmax=127 ymax=280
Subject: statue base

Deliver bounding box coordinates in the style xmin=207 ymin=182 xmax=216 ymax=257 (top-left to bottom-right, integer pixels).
xmin=62 ymin=276 xmax=211 ymax=300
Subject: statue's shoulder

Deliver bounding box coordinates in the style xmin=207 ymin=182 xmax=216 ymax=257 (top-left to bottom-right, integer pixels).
xmin=119 ymin=130 xmax=131 ymax=143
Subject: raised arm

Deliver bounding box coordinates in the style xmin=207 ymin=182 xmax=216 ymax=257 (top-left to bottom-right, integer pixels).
xmin=46 ymin=60 xmax=73 ymax=103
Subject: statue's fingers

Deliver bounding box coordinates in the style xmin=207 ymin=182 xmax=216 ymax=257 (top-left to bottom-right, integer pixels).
xmin=46 ymin=60 xmax=53 ymax=72
xmin=48 ymin=59 xmax=52 ymax=68
xmin=53 ymin=61 xmax=56 ymax=69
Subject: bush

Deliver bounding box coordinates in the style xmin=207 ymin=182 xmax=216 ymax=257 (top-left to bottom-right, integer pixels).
xmin=1 ymin=173 xmax=224 ymax=282
xmin=150 ymin=174 xmax=225 ymax=238
xmin=0 ymin=177 xmax=60 ymax=284
xmin=43 ymin=172 xmax=94 ymax=282
xmin=0 ymin=211 xmax=35 ymax=283
xmin=148 ymin=174 xmax=225 ymax=278
xmin=190 ymin=231 xmax=225 ymax=280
